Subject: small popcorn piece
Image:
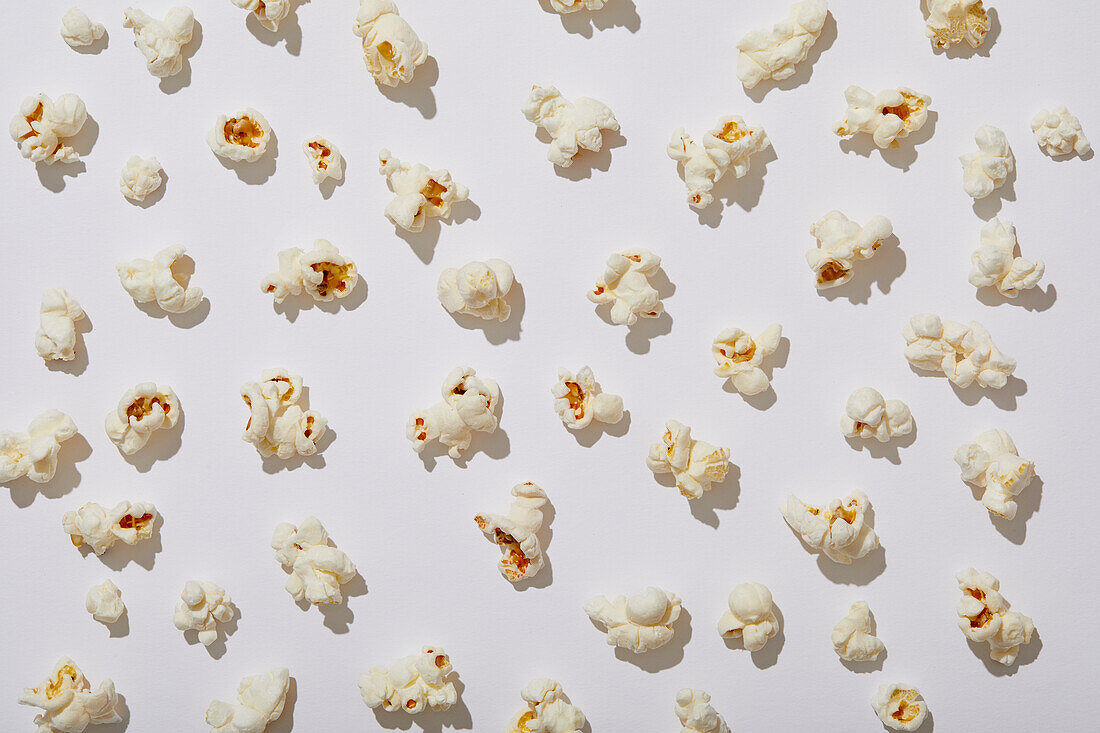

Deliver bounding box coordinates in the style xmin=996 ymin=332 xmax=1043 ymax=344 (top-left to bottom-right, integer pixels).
xmin=437 ymin=259 xmax=514 ymax=321
xmin=1031 ymin=106 xmax=1090 ymax=158
xmin=261 ymin=240 xmax=358 ymax=304
xmin=122 ymin=6 xmax=194 ymax=78
xmin=646 ymin=420 xmax=729 ymax=499
xmin=19 ymin=658 xmax=121 ymax=732
xmin=521 ymin=85 xmax=619 ymax=168
xmin=588 ymin=248 xmax=665 ymax=326
xmin=353 ymin=0 xmax=428 ymax=87
xmin=831 ymin=601 xmax=885 ymax=662
xmin=841 ymin=387 xmax=913 ymax=443
xmin=271 ymin=517 xmax=356 ymax=606
xmin=0 ymin=411 xmax=78 ymax=485
xmin=35 ymin=288 xmax=85 ymax=361
xmin=85 ymin=580 xmax=125 ymax=624
xmin=925 ymin=0 xmax=989 ymax=49
xmin=63 ymin=501 xmax=158 ymax=555
xmin=173 ymin=581 xmax=235 ymax=646
xmin=359 ymin=647 xmax=458 ymax=714
xmin=61 ymin=8 xmax=106 ymax=48
xmin=474 ymin=482 xmax=549 ymax=582
xmin=969 ymin=219 xmax=1044 ymax=298
xmin=668 ymin=116 xmax=771 ymax=209
xmin=230 ymin=0 xmax=290 ymax=32
xmin=736 ymin=0 xmax=829 ymax=89
xmin=407 ymin=366 xmax=500 ymax=460
xmin=584 ymin=586 xmax=682 ymax=654
xmin=206 ymin=668 xmax=290 ymax=733
xmin=954 ymin=428 xmax=1034 ymax=520
xmin=120 ymin=156 xmax=164 ymax=201
xmin=241 ymin=369 xmax=328 ymax=459
xmin=9 ymin=93 xmax=87 ymax=164
xmin=717 ymin=582 xmax=779 ymax=652
xmin=507 ymin=679 xmax=586 ymax=733
xmin=807 ymin=210 xmax=893 ymax=289
xmin=117 ymin=245 xmax=203 ymax=313
xmin=956 ymin=568 xmax=1035 ymax=665
xmin=712 ymin=324 xmax=782 ymax=395
xmin=302 ymin=137 xmax=344 ymax=185
xmin=207 ymin=108 xmax=272 ymax=163
xmin=780 ymin=490 xmax=879 ymax=564
xmin=834 ymin=86 xmax=931 ymax=149
xmin=104 ymin=382 xmax=180 ymax=455
xmin=870 ymin=683 xmax=928 ymax=731
xmin=675 ymin=689 xmax=730 ymax=733
xmin=551 ymin=366 xmax=624 ymax=430
xmin=902 ymin=314 xmax=1016 ymax=389
xmin=378 ymin=149 xmax=469 ymax=232
xmin=960 ymin=126 xmax=1014 ymax=199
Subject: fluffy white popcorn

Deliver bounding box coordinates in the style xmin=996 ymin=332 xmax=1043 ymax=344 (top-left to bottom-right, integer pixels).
xmin=902 ymin=314 xmax=1016 ymax=389
xmin=780 ymin=490 xmax=879 ymax=564
xmin=549 ymin=0 xmax=606 ymax=12
xmin=173 ymin=581 xmax=235 ymax=646
xmin=834 ymin=87 xmax=931 ymax=149
xmin=521 ymin=85 xmax=619 ymax=168
xmin=61 ymin=8 xmax=105 ymax=48
xmin=9 ymin=93 xmax=87 ymax=164
xmin=961 ymin=126 xmax=1014 ymax=199
xmin=969 ymin=219 xmax=1045 ymax=298
xmin=407 ymin=367 xmax=500 ymax=459
xmin=0 ymin=410 xmax=78 ymax=485
xmin=378 ymin=149 xmax=469 ymax=232
xmin=437 ymin=259 xmax=514 ymax=321
xmin=717 ymin=582 xmax=779 ymax=652
xmin=241 ymin=370 xmax=328 ymax=459
xmin=871 ymin=684 xmax=928 ymax=731
xmin=207 ymin=108 xmax=272 ymax=163
xmin=104 ymin=382 xmax=180 ymax=455
xmin=117 ymin=245 xmax=203 ymax=313
xmin=261 ymin=240 xmax=358 ymax=304
xmin=832 ymin=601 xmax=885 ymax=662
xmin=551 ymin=366 xmax=624 ymax=430
xmin=302 ymin=137 xmax=344 ymax=185
xmin=119 ymin=155 xmax=163 ymax=201
xmin=359 ymin=647 xmax=458 ymax=714
xmin=271 ymin=517 xmax=356 ymax=605
xmin=35 ymin=288 xmax=85 ymax=361
xmin=956 ymin=568 xmax=1035 ymax=665
xmin=712 ymin=324 xmax=782 ymax=395
xmin=588 ymin=248 xmax=664 ymax=326
xmin=474 ymin=482 xmax=548 ymax=582
xmin=122 ymin=6 xmax=194 ymax=78
xmin=668 ymin=117 xmax=771 ymax=209
xmin=85 ymin=580 xmax=125 ymax=624
xmin=1031 ymin=106 xmax=1090 ymax=158
xmin=735 ymin=0 xmax=829 ymax=89
xmin=807 ymin=210 xmax=892 ymax=289
xmin=675 ymin=689 xmax=729 ymax=733
xmin=841 ymin=387 xmax=913 ymax=443
xmin=19 ymin=658 xmax=121 ymax=732
xmin=925 ymin=0 xmax=989 ymax=48
xmin=206 ymin=668 xmax=289 ymax=733
xmin=63 ymin=501 xmax=158 ymax=555
xmin=954 ymin=428 xmax=1034 ymax=520
xmin=353 ymin=0 xmax=428 ymax=87
xmin=646 ymin=420 xmax=729 ymax=500
xmin=584 ymin=586 xmax=682 ymax=654
xmin=507 ymin=679 xmax=585 ymax=733
xmin=231 ymin=0 xmax=289 ymax=31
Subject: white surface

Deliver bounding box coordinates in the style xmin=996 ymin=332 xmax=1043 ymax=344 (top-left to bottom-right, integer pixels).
xmin=1 ymin=0 xmax=1096 ymax=730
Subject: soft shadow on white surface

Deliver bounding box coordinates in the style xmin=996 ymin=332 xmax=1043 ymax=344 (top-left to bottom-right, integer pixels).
xmin=966 ymin=630 xmax=1042 ymax=677
xmin=694 ymin=146 xmax=777 ymax=228
xmin=267 ymin=676 xmax=298 ymax=733
xmin=417 ymin=426 xmax=511 ymax=471
xmin=719 ymin=337 xmax=790 ymax=410
xmin=604 ymin=607 xmax=691 ymax=673
xmin=546 ymin=130 xmax=626 ymax=181
xmin=77 ymin=516 xmax=164 ymax=571
xmin=818 ymin=235 xmax=906 ymax=304
xmin=948 ymin=375 xmax=1027 ymax=411
xmin=447 ymin=281 xmax=524 ymax=344
xmin=745 ymin=11 xmax=837 ymax=102
xmin=5 ymin=432 xmax=93 ymax=507
xmin=983 ymin=476 xmax=1042 ymax=545
xmin=320 ymin=573 xmax=368 ymax=634
xmin=96 ymin=692 xmax=130 ymax=733
xmin=538 ymin=0 xmax=640 ymax=36
xmin=369 ymin=673 xmax=473 ymax=730
xmin=970 ymin=165 xmax=1016 ymax=220
xmin=569 ymin=409 xmax=631 ymax=447
xmin=394 ymin=200 xmax=481 ymax=264
xmin=841 ymin=647 xmax=886 ymax=674
xmin=975 ymin=283 xmax=1056 ymax=313
xmin=71 ymin=32 xmax=109 ymax=55
xmin=182 ymin=604 xmax=240 ymax=660
xmin=35 ymin=114 xmax=99 ymax=192
xmin=377 ymin=56 xmax=439 ymax=119
xmin=104 ymin=610 xmax=130 ymax=639
xmin=245 ymin=0 xmax=308 ymax=56
xmin=217 ymin=128 xmax=278 ymax=185
xmin=817 ymin=544 xmax=887 ymax=586
xmin=158 ymin=20 xmax=202 ymax=95
xmin=689 ymin=464 xmax=741 ymax=529
xmin=844 ymin=422 xmax=917 ymax=465
xmin=121 ymin=413 xmax=184 ymax=473
xmin=272 ymin=278 xmax=368 ymax=323
xmin=838 ymin=111 xmax=938 ymax=172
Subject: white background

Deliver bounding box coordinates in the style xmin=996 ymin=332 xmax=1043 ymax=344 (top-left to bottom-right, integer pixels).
xmin=1 ymin=0 xmax=1097 ymax=730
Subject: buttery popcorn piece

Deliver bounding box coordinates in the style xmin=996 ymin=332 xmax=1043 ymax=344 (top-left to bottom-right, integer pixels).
xmin=956 ymin=568 xmax=1035 ymax=665
xmin=261 ymin=240 xmax=357 ymax=304
xmin=63 ymin=501 xmax=158 ymax=555
xmin=551 ymin=366 xmax=623 ymax=430
xmin=9 ymin=93 xmax=87 ymax=164
xmin=841 ymin=387 xmax=913 ymax=443
xmin=104 ymin=382 xmax=180 ymax=454
xmin=832 ymin=601 xmax=884 ymax=662
xmin=407 ymin=366 xmax=500 ymax=460
xmin=588 ymin=248 xmax=664 ymax=326
xmin=507 ymin=679 xmax=585 ymax=733
xmin=969 ymin=219 xmax=1044 ymax=298
xmin=584 ymin=586 xmax=682 ymax=654
xmin=85 ymin=580 xmax=125 ymax=624
xmin=668 ymin=116 xmax=771 ymax=209
xmin=549 ymin=0 xmax=606 ymax=12
xmin=780 ymin=490 xmax=879 ymax=564
xmin=173 ymin=581 xmax=235 ymax=646
xmin=208 ymin=109 xmax=272 ymax=163
xmin=925 ymin=0 xmax=989 ymax=48
xmin=474 ymin=482 xmax=548 ymax=582
xmin=241 ymin=369 xmax=328 ymax=459
xmin=961 ymin=126 xmax=1014 ymax=199
xmin=117 ymin=245 xmax=203 ymax=313
xmin=61 ymin=8 xmax=105 ymax=48
xmin=521 ymin=85 xmax=619 ymax=168
xmin=735 ymin=0 xmax=829 ymax=89
xmin=438 ymin=259 xmax=514 ymax=321
xmin=675 ymin=689 xmax=729 ymax=733
xmin=902 ymin=314 xmax=1016 ymax=389
xmin=712 ymin=324 xmax=782 ymax=395
xmin=19 ymin=658 xmax=121 ymax=732
xmin=122 ymin=6 xmax=194 ymax=78
xmin=35 ymin=288 xmax=85 ymax=361
xmin=206 ymin=668 xmax=289 ymax=733
xmin=955 ymin=429 xmax=1034 ymax=520
xmin=231 ymin=0 xmax=289 ymax=31
xmin=120 ymin=155 xmax=164 ymax=201
xmin=871 ymin=684 xmax=928 ymax=731
xmin=378 ymin=149 xmax=469 ymax=232
xmin=1031 ymin=106 xmax=1090 ymax=158
xmin=359 ymin=647 xmax=458 ymax=714
xmin=353 ymin=0 xmax=428 ymax=87
xmin=302 ymin=137 xmax=344 ymax=185
xmin=646 ymin=420 xmax=729 ymax=499
xmin=807 ymin=210 xmax=892 ymax=289
xmin=0 ymin=410 xmax=77 ymax=485
xmin=271 ymin=517 xmax=356 ymax=605
xmin=834 ymin=87 xmax=931 ymax=149
xmin=718 ymin=582 xmax=779 ymax=652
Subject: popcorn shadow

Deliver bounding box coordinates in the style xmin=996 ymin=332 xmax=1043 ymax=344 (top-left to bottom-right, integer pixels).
xmin=266 ymin=676 xmax=298 ymax=733
xmin=877 ymin=707 xmax=933 ymax=732
xmin=819 ymin=235 xmax=906 ymax=304
xmin=158 ymin=20 xmax=202 ymax=95
xmin=272 ymin=278 xmax=368 ymax=323
xmin=610 ymin=607 xmax=691 ymax=673
xmin=1052 ymin=148 xmax=1094 ymax=163
xmin=121 ymin=412 xmax=184 ymax=473
xmin=695 ymin=146 xmax=777 ymax=228
xmin=538 ymin=0 xmax=641 ymax=36
xmin=181 ymin=603 xmax=240 ymax=659
xmin=816 ymin=544 xmax=887 ymax=586
xmin=512 ymin=501 xmax=554 ymax=591
xmin=689 ymin=464 xmax=741 ymax=529
xmin=396 ymin=200 xmax=482 ymax=265
xmin=96 ymin=692 xmax=130 ymax=733
xmin=370 ymin=674 xmax=473 ymax=731
xmin=35 ymin=115 xmax=99 ymax=192
xmin=838 ymin=111 xmax=938 ymax=172
xmin=217 ymin=127 xmax=278 ymax=185
xmin=571 ymin=409 xmax=631 ymax=447
xmin=6 ymin=432 xmax=92 ymax=507
xmin=744 ymin=11 xmax=837 ymax=102
xmin=105 ymin=610 xmax=130 ymax=638
xmin=245 ymin=0 xmax=307 ymax=56
xmin=81 ymin=516 xmax=164 ymax=571
xmin=261 ymin=424 xmax=333 ymax=474
xmin=721 ymin=336 xmax=790 ymax=410
xmin=840 ymin=648 xmax=886 ymax=674
xmin=844 ymin=422 xmax=917 ymax=465
xmin=975 ymin=283 xmax=1056 ymax=313
xmin=71 ymin=32 xmax=109 ymax=55
xmin=927 ymin=4 xmax=1000 ymax=59
xmin=970 ymin=165 xmax=1016 ymax=220
xmin=947 ymin=374 xmax=1026 ymax=411
xmin=988 ymin=475 xmax=1042 ymax=545
xmin=548 ymin=130 xmax=626 ymax=181
xmin=320 ymin=574 xmax=368 ymax=634
xmin=625 ymin=313 xmax=672 ymax=355
xmin=45 ymin=311 xmax=93 ymax=376
xmin=319 ymin=155 xmax=346 ymax=200
xmin=378 ymin=56 xmax=439 ymax=119
xmin=969 ymin=628 xmax=1042 ymax=677
xmin=125 ymin=169 xmax=168 ymax=208
xmin=449 ymin=281 xmax=524 ymax=344
xmin=721 ymin=605 xmax=784 ymax=669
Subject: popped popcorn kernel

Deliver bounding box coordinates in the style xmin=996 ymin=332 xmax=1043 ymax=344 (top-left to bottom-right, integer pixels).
xmin=584 ymin=586 xmax=682 ymax=654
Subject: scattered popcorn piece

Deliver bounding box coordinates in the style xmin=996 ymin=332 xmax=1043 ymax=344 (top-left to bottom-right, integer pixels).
xmin=407 ymin=366 xmax=500 ymax=460
xmin=207 ymin=108 xmax=272 ymax=163
xmin=646 ymin=420 xmax=729 ymax=499
xmin=954 ymin=428 xmax=1034 ymax=520
xmin=807 ymin=210 xmax=893 ymax=289
xmin=712 ymin=324 xmax=782 ymax=395
xmin=1031 ymin=106 xmax=1090 ymax=158
xmin=551 ymin=366 xmax=623 ymax=430
xmin=507 ymin=679 xmax=585 ymax=733
xmin=474 ymin=482 xmax=548 ymax=582
xmin=122 ymin=6 xmax=194 ymax=78
xmin=832 ymin=601 xmax=884 ymax=662
xmin=585 ymin=587 xmax=682 ymax=654
xmin=735 ymin=0 xmax=829 ymax=89
xmin=781 ymin=490 xmax=879 ymax=564
xmin=378 ymin=149 xmax=468 ymax=232
xmin=960 ymin=126 xmax=1013 ymax=199
xmin=63 ymin=501 xmax=158 ymax=555
xmin=120 ymin=155 xmax=164 ymax=201
xmin=271 ymin=517 xmax=356 ymax=605
xmin=85 ymin=580 xmax=125 ymax=624
xmin=871 ymin=684 xmax=927 ymax=731
xmin=353 ymin=0 xmax=428 ymax=87
xmin=19 ymin=658 xmax=121 ymax=732
xmin=675 ymin=689 xmax=729 ymax=733
xmin=359 ymin=647 xmax=458 ymax=714
xmin=521 ymin=85 xmax=619 ymax=168
xmin=0 ymin=410 xmax=78 ymax=485
xmin=549 ymin=0 xmax=606 ymax=12
xmin=9 ymin=93 xmax=87 ymax=164
xmin=438 ymin=259 xmax=514 ymax=321
xmin=241 ymin=369 xmax=328 ymax=459
xmin=35 ymin=288 xmax=85 ymax=361
xmin=261 ymin=240 xmax=357 ymax=304
xmin=841 ymin=387 xmax=913 ymax=443
xmin=718 ymin=582 xmax=779 ymax=651
xmin=956 ymin=568 xmax=1035 ymax=665
xmin=173 ymin=581 xmax=235 ymax=646
xmin=925 ymin=0 xmax=989 ymax=48
xmin=588 ymin=248 xmax=665 ymax=326
xmin=117 ymin=245 xmax=203 ymax=313
xmin=104 ymin=382 xmax=180 ymax=454
xmin=969 ymin=219 xmax=1044 ymax=298
xmin=206 ymin=668 xmax=289 ymax=733
xmin=302 ymin=137 xmax=344 ymax=185
xmin=902 ymin=314 xmax=1016 ymax=389
xmin=834 ymin=87 xmax=931 ymax=149
xmin=231 ymin=0 xmax=289 ymax=31
xmin=668 ymin=117 xmax=771 ymax=209
xmin=61 ymin=8 xmax=105 ymax=48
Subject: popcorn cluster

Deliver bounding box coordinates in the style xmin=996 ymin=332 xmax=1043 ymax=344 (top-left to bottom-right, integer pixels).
xmin=63 ymin=501 xmax=158 ymax=555
xmin=261 ymin=240 xmax=358 ymax=304
xmin=173 ymin=581 xmax=235 ymax=646
xmin=10 ymin=93 xmax=87 ymax=164
xmin=871 ymin=684 xmax=928 ymax=732
xmin=120 ymin=155 xmax=164 ymax=201
xmin=407 ymin=366 xmax=500 ymax=459
xmin=956 ymin=568 xmax=1035 ymax=665
xmin=508 ymin=679 xmax=586 ymax=733
xmin=271 ymin=517 xmax=356 ymax=605
xmin=35 ymin=289 xmax=85 ymax=361
xmin=117 ymin=245 xmax=203 ymax=313
xmin=378 ymin=149 xmax=469 ymax=232
xmin=585 ymin=586 xmax=682 ymax=654
xmin=832 ymin=601 xmax=885 ymax=662
xmin=522 ymin=85 xmax=619 ymax=168
xmin=969 ymin=219 xmax=1044 ymax=298
xmin=61 ymin=8 xmax=105 ymax=49
xmin=437 ymin=259 xmax=514 ymax=321
xmin=104 ymin=382 xmax=181 ymax=455
xmin=206 ymin=668 xmax=290 ymax=733
xmin=646 ymin=420 xmax=729 ymax=499
xmin=588 ymin=248 xmax=665 ymax=326
xmin=717 ymin=582 xmax=779 ymax=652
xmin=834 ymin=87 xmax=931 ymax=149
xmin=668 ymin=116 xmax=771 ymax=209
xmin=359 ymin=647 xmax=458 ymax=714
xmin=551 ymin=366 xmax=624 ymax=430
xmin=807 ymin=210 xmax=892 ymax=289
xmin=302 ymin=137 xmax=344 ymax=185
xmin=123 ymin=6 xmax=195 ymax=78
xmin=208 ymin=109 xmax=272 ymax=163
xmin=19 ymin=658 xmax=121 ymax=732
xmin=924 ymin=0 xmax=990 ymax=48
xmin=675 ymin=688 xmax=729 ymax=733
xmin=712 ymin=324 xmax=782 ymax=395
xmin=354 ymin=0 xmax=428 ymax=87
xmin=0 ymin=410 xmax=77 ymax=485
xmin=841 ymin=387 xmax=913 ymax=443
xmin=735 ymin=0 xmax=829 ymax=89
xmin=1030 ymin=106 xmax=1090 ymax=158
xmin=474 ymin=482 xmax=549 ymax=583
xmin=960 ymin=125 xmax=1014 ymax=199
xmin=954 ymin=428 xmax=1034 ymax=519
xmin=780 ymin=490 xmax=879 ymax=564
xmin=902 ymin=314 xmax=1016 ymax=389
xmin=241 ymin=369 xmax=328 ymax=458
xmin=85 ymin=580 xmax=125 ymax=624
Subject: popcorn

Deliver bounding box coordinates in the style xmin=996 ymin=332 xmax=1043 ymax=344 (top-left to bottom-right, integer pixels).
xmin=675 ymin=689 xmax=730 ymax=733
xmin=0 ymin=411 xmax=78 ymax=484
xmin=549 ymin=0 xmax=606 ymax=12
xmin=359 ymin=647 xmax=458 ymax=714
xmin=832 ymin=601 xmax=884 ymax=662
xmin=668 ymin=117 xmax=771 ymax=209
xmin=588 ymin=248 xmax=664 ymax=326
xmin=241 ymin=370 xmax=328 ymax=459
xmin=35 ymin=288 xmax=85 ymax=361
xmin=925 ymin=0 xmax=989 ymax=48
xmin=584 ymin=586 xmax=682 ymax=653
xmin=207 ymin=109 xmax=272 ymax=163
xmin=302 ymin=137 xmax=344 ymax=185
xmin=10 ymin=93 xmax=87 ymax=164
xmin=834 ymin=87 xmax=932 ymax=149
xmin=841 ymin=387 xmax=913 ymax=443
xmin=969 ymin=219 xmax=1044 ymax=298
xmin=206 ymin=668 xmax=290 ymax=733
xmin=173 ymin=581 xmax=235 ymax=646
xmin=407 ymin=367 xmax=500 ymax=459
xmin=902 ymin=314 xmax=1016 ymax=389
xmin=353 ymin=0 xmax=428 ymax=87
xmin=261 ymin=240 xmax=358 ymax=304
xmin=646 ymin=420 xmax=729 ymax=499
xmin=61 ymin=8 xmax=105 ymax=48
xmin=85 ymin=580 xmax=125 ymax=624
xmin=807 ymin=210 xmax=892 ymax=289
xmin=231 ymin=0 xmax=289 ymax=31
xmin=717 ymin=582 xmax=779 ymax=652
xmin=712 ymin=324 xmax=782 ymax=395
xmin=507 ymin=679 xmax=585 ymax=733
xmin=122 ymin=6 xmax=195 ymax=78
xmin=1031 ymin=106 xmax=1091 ymax=158
xmin=954 ymin=429 xmax=1034 ymax=520
xmin=960 ymin=126 xmax=1014 ymax=199
xmin=871 ymin=684 xmax=928 ymax=731
xmin=63 ymin=501 xmax=158 ymax=555
xmin=551 ymin=366 xmax=624 ymax=430
xmin=735 ymin=0 xmax=829 ymax=89
xmin=780 ymin=490 xmax=879 ymax=564
xmin=437 ymin=259 xmax=514 ymax=321
xmin=956 ymin=568 xmax=1035 ymax=665
xmin=378 ymin=149 xmax=469 ymax=232
xmin=120 ymin=155 xmax=164 ymax=202
xmin=104 ymin=382 xmax=180 ymax=454
xmin=521 ymin=85 xmax=619 ymax=168
xmin=271 ymin=517 xmax=356 ymax=605
xmin=474 ymin=482 xmax=548 ymax=582
xmin=19 ymin=658 xmax=121 ymax=732
xmin=117 ymin=245 xmax=203 ymax=313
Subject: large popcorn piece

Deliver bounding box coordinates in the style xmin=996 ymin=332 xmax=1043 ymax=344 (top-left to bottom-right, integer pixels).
xmin=584 ymin=586 xmax=682 ymax=654
xmin=717 ymin=582 xmax=779 ymax=652
xmin=261 ymin=240 xmax=358 ymax=304
xmin=173 ymin=581 xmax=235 ymax=646
xmin=960 ymin=126 xmax=1014 ymax=200
xmin=549 ymin=0 xmax=606 ymax=12
xmin=407 ymin=366 xmax=500 ymax=460
xmin=588 ymin=248 xmax=664 ymax=326
xmin=1031 ymin=106 xmax=1090 ymax=158
xmin=735 ymin=0 xmax=829 ymax=89
xmin=832 ymin=601 xmax=884 ymax=662
xmin=925 ymin=0 xmax=989 ymax=48
xmin=954 ymin=429 xmax=1034 ymax=520
xmin=231 ymin=0 xmax=290 ymax=31
xmin=474 ymin=482 xmax=548 ymax=582
xmin=122 ymin=6 xmax=194 ymax=78
xmin=956 ymin=568 xmax=1035 ymax=665
xmin=675 ymin=689 xmax=730 ymax=733
xmin=841 ymin=387 xmax=913 ymax=443
xmin=302 ymin=137 xmax=344 ymax=185
xmin=969 ymin=219 xmax=1044 ymax=298
xmin=646 ymin=420 xmax=729 ymax=500
xmin=241 ymin=370 xmax=328 ymax=459
xmin=0 ymin=411 xmax=78 ymax=485
xmin=780 ymin=490 xmax=879 ymax=564
xmin=117 ymin=245 xmax=203 ymax=314
xmin=61 ymin=8 xmax=106 ymax=48
xmin=521 ymin=85 xmax=619 ymax=168
xmin=205 ymin=668 xmax=289 ymax=733
xmin=378 ymin=149 xmax=469 ymax=232
xmin=437 ymin=259 xmax=514 ymax=321
xmin=63 ymin=501 xmax=158 ymax=555
xmin=507 ymin=679 xmax=585 ymax=733
xmin=668 ymin=116 xmax=771 ymax=209
xmin=19 ymin=658 xmax=121 ymax=732
xmin=208 ymin=109 xmax=272 ymax=163
xmin=712 ymin=324 xmax=782 ymax=395
xmin=807 ymin=210 xmax=892 ymax=289
xmin=10 ymin=93 xmax=87 ymax=164
xmin=871 ymin=684 xmax=928 ymax=732
xmin=353 ymin=0 xmax=428 ymax=87
xmin=902 ymin=314 xmax=1016 ymax=389
xmin=551 ymin=366 xmax=623 ymax=430
xmin=35 ymin=289 xmax=85 ymax=361
xmin=85 ymin=581 xmax=125 ymax=624
xmin=834 ymin=87 xmax=931 ymax=149
xmin=104 ymin=382 xmax=180 ymax=455
xmin=271 ymin=517 xmax=356 ymax=605
xmin=359 ymin=647 xmax=458 ymax=714
xmin=120 ymin=156 xmax=164 ymax=202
